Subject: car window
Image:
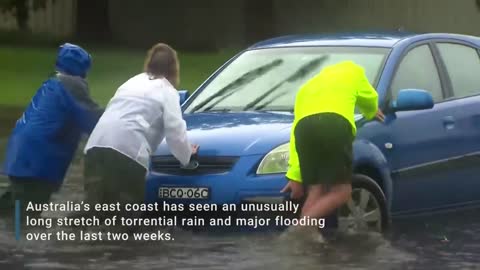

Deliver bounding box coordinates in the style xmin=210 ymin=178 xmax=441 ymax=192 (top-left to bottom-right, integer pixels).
xmin=391 ymin=44 xmax=443 ymax=103
xmin=184 ymin=46 xmax=389 ymax=113
xmin=437 ymin=43 xmax=480 ymax=98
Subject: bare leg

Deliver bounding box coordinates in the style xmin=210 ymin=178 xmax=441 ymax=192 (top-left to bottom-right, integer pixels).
xmin=300 ymin=184 xmax=326 ymax=216
xmin=281 ymin=185 xmax=328 ymax=243
xmin=301 ymin=183 xmax=352 ymax=219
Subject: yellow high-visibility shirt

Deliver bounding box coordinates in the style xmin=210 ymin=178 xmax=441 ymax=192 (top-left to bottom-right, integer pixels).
xmin=286 ymin=61 xmax=379 ymax=182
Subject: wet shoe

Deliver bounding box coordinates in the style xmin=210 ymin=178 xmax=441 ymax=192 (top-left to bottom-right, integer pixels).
xmin=280 ymin=225 xmax=327 ymax=245
xmin=314 ymin=232 xmax=326 ymax=244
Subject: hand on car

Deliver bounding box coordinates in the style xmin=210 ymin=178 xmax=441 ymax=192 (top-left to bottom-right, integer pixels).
xmin=281 ymin=180 xmax=304 ymax=200
xmin=376 ymin=109 xmax=385 ymax=122
xmin=191 ymin=144 xmax=199 ymax=154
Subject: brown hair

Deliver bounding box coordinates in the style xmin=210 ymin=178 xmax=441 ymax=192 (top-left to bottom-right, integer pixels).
xmin=143 ymin=43 xmax=179 ymax=87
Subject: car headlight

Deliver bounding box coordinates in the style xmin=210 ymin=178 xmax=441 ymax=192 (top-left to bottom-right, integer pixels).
xmin=256 ymin=143 xmax=290 ymax=174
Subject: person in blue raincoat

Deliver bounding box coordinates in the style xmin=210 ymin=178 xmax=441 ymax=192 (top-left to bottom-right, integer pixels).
xmin=0 ymin=43 xmax=102 ymax=215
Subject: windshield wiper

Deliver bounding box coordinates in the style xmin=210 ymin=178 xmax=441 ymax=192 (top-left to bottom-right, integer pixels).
xmin=189 ymin=59 xmax=283 ymax=113
xmin=244 ymin=55 xmax=329 ymax=111
xmin=199 ymin=108 xmax=232 ymax=113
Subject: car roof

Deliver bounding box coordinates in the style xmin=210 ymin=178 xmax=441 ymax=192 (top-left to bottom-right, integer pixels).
xmin=249 ymin=32 xmax=480 ymax=49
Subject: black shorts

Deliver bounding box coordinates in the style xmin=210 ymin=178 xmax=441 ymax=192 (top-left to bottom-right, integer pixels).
xmin=294 ymin=112 xmax=354 ymax=186
xmin=84 ymin=147 xmax=146 ymax=206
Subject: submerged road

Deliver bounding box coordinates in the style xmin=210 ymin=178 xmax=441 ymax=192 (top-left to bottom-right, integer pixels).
xmin=0 ymin=128 xmax=479 ymax=269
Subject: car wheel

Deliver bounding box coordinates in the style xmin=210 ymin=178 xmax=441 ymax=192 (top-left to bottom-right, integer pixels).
xmin=337 ymin=174 xmax=389 ymax=233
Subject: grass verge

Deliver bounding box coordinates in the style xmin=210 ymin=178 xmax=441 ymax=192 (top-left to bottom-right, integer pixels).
xmin=0 ymin=45 xmax=237 ymax=107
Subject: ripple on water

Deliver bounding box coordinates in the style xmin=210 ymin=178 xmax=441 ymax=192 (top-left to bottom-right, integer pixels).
xmin=1 ymin=155 xmax=480 ymax=269
xmin=25 ymin=261 xmax=81 ymax=270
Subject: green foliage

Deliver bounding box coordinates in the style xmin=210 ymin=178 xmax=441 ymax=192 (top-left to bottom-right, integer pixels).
xmin=0 ymin=46 xmax=237 ymax=107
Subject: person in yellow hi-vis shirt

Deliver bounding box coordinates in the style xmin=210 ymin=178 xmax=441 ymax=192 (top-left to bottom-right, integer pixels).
xmin=281 ymin=60 xmax=385 ymax=241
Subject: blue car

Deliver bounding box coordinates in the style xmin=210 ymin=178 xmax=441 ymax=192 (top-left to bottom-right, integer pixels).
xmin=146 ymin=32 xmax=480 ymax=232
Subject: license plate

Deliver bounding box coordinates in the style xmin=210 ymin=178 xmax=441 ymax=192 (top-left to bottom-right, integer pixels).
xmin=158 ymin=187 xmax=210 ymax=199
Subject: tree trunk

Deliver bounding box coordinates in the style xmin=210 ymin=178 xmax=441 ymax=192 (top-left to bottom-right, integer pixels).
xmin=244 ymin=0 xmax=275 ymax=45
xmin=15 ymin=0 xmax=29 ymax=31
xmin=76 ymin=0 xmax=111 ymax=42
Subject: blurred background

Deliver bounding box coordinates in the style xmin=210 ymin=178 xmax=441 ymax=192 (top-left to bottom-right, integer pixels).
xmin=2 ymin=0 xmax=480 ymax=50
xmin=1 ymin=2 xmax=480 ymax=269
xmin=1 ymin=0 xmax=480 ymax=131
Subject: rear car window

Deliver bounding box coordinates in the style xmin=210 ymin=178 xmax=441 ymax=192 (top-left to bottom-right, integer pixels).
xmin=437 ymin=43 xmax=480 ymax=98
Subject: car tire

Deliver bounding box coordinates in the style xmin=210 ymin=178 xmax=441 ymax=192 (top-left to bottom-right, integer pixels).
xmin=336 ymin=174 xmax=390 ymax=233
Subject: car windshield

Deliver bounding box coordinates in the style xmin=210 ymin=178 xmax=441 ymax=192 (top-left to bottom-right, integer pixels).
xmin=185 ymin=46 xmax=389 ymax=113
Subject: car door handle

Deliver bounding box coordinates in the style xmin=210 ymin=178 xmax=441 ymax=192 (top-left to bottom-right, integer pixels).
xmin=443 ymin=116 xmax=455 ymax=129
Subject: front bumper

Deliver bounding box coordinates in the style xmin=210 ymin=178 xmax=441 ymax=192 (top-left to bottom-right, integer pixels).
xmin=145 ymin=154 xmax=288 ymax=204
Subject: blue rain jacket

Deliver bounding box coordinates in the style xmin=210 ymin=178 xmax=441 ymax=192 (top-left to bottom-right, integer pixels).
xmin=3 ymin=74 xmax=102 ymax=183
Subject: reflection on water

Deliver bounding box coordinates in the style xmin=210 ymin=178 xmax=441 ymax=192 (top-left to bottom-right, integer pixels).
xmin=1 ymin=157 xmax=480 ymax=270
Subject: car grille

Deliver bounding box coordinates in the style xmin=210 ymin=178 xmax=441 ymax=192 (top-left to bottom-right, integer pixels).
xmin=151 ymin=156 xmax=239 ymax=175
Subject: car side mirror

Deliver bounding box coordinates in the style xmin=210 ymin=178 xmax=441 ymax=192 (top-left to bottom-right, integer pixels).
xmin=178 ymin=90 xmax=190 ymax=106
xmin=391 ymin=89 xmax=434 ymax=112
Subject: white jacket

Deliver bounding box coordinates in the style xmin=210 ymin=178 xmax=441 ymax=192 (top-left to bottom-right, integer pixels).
xmin=84 ymin=73 xmax=192 ymax=169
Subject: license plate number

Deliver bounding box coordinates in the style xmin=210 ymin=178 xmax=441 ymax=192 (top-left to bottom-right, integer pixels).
xmin=158 ymin=187 xmax=210 ymax=199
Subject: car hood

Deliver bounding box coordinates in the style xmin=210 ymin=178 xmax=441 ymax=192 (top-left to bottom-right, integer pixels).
xmin=154 ymin=111 xmax=294 ymax=156
xmin=154 ymin=112 xmax=365 ymax=157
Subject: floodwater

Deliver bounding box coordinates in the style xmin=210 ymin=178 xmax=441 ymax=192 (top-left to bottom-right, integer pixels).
xmin=0 ymin=140 xmax=480 ymax=270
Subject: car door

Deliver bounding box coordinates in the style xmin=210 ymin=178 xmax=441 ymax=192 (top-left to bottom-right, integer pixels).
xmin=432 ymin=41 xmax=480 ymax=206
xmin=360 ymin=43 xmax=460 ymax=215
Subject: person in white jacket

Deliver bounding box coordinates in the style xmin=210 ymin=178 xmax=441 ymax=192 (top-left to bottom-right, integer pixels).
xmin=83 ymin=43 xmax=198 ymax=214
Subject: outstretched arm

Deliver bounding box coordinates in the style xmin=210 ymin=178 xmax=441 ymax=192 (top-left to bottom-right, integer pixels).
xmin=355 ymin=66 xmax=379 ymax=120
xmin=282 ymin=94 xmax=305 ymax=200
xmin=58 ymin=74 xmax=104 ymax=120
xmin=285 ymin=94 xmax=302 ymax=183
xmin=162 ymin=90 xmax=193 ymax=166
xmin=59 ymin=81 xmax=101 ymax=134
